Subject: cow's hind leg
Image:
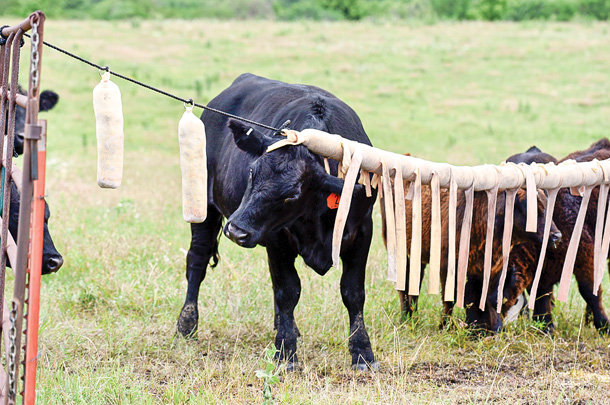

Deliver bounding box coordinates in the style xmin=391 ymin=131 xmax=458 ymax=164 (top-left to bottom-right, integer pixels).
xmin=266 ymin=235 xmax=300 ymax=369
xmin=341 ymin=221 xmax=376 ymax=371
xmin=578 ymin=283 xmax=609 ymax=334
xmin=177 ymin=207 xmax=223 ymax=338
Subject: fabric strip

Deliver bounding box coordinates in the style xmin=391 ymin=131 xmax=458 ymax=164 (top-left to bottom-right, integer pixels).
xmin=429 ymin=171 xmax=441 ymax=295
xmin=382 ymin=159 xmax=397 ymax=282
xmin=362 ymin=169 xmax=372 ymax=197
xmin=444 ymin=175 xmax=458 ymax=302
xmin=331 ymin=148 xmax=363 ymax=268
xmin=394 ymin=163 xmax=408 ymax=291
xmin=558 ymin=185 xmax=594 ymax=302
xmin=519 ymin=163 xmax=538 ymax=233
xmin=527 ymin=188 xmax=559 ymax=310
xmin=409 ymin=168 xmax=422 ymax=296
xmin=480 ymin=180 xmax=499 ymax=311
xmin=593 ymin=183 xmax=608 ymax=295
xmin=496 ymin=188 xmax=518 ymax=313
xmin=456 ymin=184 xmax=475 ymax=308
xmin=596 ymin=185 xmax=610 ymax=294
xmin=324 ymin=157 xmax=330 ymax=175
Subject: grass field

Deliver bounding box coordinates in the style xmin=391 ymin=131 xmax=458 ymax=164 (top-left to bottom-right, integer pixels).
xmin=3 ymin=17 xmax=610 ymax=403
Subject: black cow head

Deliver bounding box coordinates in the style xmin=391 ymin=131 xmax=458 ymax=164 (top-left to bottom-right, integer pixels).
xmin=13 ymin=89 xmax=59 ymax=155
xmin=7 ymin=182 xmax=63 ymax=274
xmin=466 ymin=188 xmax=561 ymax=333
xmin=504 ymin=148 xmax=561 ymax=247
xmin=506 ymin=146 xmax=558 ymax=166
xmin=2 ymin=87 xmax=62 ymax=274
xmin=223 ymin=119 xmax=346 ymax=248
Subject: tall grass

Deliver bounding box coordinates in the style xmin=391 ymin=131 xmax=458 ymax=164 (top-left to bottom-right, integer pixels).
xmin=3 ymin=18 xmax=609 ymax=402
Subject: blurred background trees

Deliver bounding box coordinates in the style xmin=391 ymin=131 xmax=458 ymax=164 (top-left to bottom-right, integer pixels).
xmin=2 ymin=0 xmax=609 ymax=21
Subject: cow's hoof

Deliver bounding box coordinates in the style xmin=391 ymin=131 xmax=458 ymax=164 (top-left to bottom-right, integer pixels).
xmin=177 ymin=302 xmax=198 ymax=338
xmin=352 ymin=361 xmax=379 ymax=372
xmin=285 ymin=361 xmax=298 ymax=372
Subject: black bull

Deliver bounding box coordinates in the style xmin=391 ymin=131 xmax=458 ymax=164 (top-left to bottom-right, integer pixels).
xmin=177 ymin=73 xmax=378 ymax=370
xmin=4 ymin=89 xmax=63 ymax=274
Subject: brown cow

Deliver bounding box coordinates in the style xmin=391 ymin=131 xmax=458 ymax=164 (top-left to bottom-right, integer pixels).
xmin=381 ymin=163 xmax=562 ymax=332
xmin=503 ymin=140 xmax=610 ymax=333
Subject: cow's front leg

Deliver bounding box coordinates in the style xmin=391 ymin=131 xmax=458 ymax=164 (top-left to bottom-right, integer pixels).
xmin=177 ymin=208 xmax=223 ymax=338
xmin=341 ymin=221 xmax=376 ymax=371
xmin=266 ymin=235 xmax=300 ymax=368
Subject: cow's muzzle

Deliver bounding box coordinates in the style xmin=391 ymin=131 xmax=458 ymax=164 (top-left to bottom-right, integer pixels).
xmin=224 ymin=222 xmax=256 ymax=248
xmin=43 ymin=255 xmax=64 ymax=274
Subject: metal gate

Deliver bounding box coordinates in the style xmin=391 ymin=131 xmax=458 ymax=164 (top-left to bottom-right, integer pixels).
xmin=0 ymin=11 xmax=49 ymax=405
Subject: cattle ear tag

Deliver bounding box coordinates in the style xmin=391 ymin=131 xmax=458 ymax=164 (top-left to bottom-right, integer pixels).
xmin=327 ymin=193 xmax=341 ymax=209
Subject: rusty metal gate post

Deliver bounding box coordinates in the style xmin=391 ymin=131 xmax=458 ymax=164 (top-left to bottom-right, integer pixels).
xmin=1 ymin=11 xmax=48 ymax=405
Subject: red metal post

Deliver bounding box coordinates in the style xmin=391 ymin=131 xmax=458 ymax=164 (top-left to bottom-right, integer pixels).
xmin=23 ymin=121 xmax=46 ymax=405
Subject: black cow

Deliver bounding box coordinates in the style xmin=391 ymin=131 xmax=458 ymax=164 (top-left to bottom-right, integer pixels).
xmin=176 ymin=73 xmax=377 ymax=370
xmin=6 ymin=181 xmax=63 ymax=274
xmin=3 ymin=87 xmax=63 ymax=274
xmin=13 ymin=87 xmax=60 ymax=155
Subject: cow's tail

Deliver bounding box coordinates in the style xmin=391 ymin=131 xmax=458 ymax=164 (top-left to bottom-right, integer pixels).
xmin=210 ymin=219 xmax=223 ymax=268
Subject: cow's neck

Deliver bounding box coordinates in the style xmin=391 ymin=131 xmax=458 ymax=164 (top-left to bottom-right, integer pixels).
xmin=285 ymin=205 xmax=335 ymax=275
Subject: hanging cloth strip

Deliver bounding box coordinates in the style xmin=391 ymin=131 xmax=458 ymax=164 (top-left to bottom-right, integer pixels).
xmin=323 ymin=157 xmax=331 ymax=175
xmin=479 ymin=167 xmax=500 ymax=311
xmin=527 ymin=188 xmax=560 ymax=310
xmin=593 ymin=160 xmax=610 ymax=295
xmin=408 ymin=168 xmax=422 ymax=296
xmin=331 ymin=146 xmax=363 ymax=269
xmin=456 ymin=172 xmax=476 ymax=308
xmin=517 ymin=163 xmax=538 ymax=233
xmin=428 ymin=171 xmax=442 ymax=295
xmin=382 ymin=158 xmax=397 ymax=282
xmin=557 ymin=185 xmax=594 ymax=302
xmin=359 ymin=168 xmax=373 ymax=197
xmin=593 ymin=184 xmax=608 ymax=293
xmin=597 ymin=189 xmax=610 ymax=294
xmin=444 ymin=173 xmax=458 ymax=302
xmin=371 ymin=172 xmax=380 ymax=190
xmin=394 ymin=161 xmax=408 ymax=291
xmin=495 ymin=188 xmax=518 ymax=313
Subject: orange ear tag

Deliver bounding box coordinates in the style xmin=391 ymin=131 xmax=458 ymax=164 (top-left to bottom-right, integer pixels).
xmin=327 ymin=193 xmax=341 ymax=209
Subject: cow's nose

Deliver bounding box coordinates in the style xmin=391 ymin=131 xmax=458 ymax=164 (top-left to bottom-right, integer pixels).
xmin=550 ymin=231 xmax=563 ymax=249
xmin=46 ymin=256 xmax=64 ymax=273
xmin=224 ymin=222 xmax=250 ymax=246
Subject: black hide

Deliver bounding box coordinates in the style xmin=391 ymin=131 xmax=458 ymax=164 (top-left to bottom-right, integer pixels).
xmin=177 ymin=74 xmax=377 ymax=369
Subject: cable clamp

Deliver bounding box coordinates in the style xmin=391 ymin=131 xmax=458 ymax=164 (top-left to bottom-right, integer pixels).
xmin=25 ymin=124 xmax=42 ymax=140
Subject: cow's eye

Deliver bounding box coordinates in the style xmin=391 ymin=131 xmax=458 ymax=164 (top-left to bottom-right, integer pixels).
xmin=283 ymin=191 xmax=300 ymax=204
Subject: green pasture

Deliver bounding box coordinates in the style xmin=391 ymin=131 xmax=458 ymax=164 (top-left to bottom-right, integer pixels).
xmin=4 ymin=18 xmax=610 ymax=403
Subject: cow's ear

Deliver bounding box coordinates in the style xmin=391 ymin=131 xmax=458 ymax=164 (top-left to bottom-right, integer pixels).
xmin=39 ymin=90 xmax=59 ymax=112
xmin=228 ymin=119 xmax=271 ymax=156
xmin=320 ymin=174 xmax=344 ymax=195
xmin=319 ymin=172 xmax=367 ymax=198
xmin=526 ymin=145 xmax=542 ymax=153
xmin=310 ymin=163 xmax=345 ymax=194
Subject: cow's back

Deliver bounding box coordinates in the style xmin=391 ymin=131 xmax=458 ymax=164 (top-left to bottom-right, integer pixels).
xmin=202 ymin=73 xmax=371 ymax=216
